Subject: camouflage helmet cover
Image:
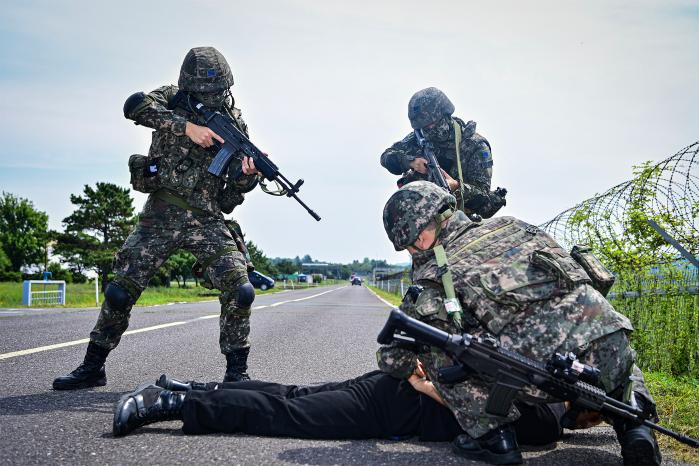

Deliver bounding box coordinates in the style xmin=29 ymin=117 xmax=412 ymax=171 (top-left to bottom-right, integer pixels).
xmin=408 ymin=87 xmax=455 ymax=129
xmin=178 ymin=47 xmax=234 ymax=92
xmin=383 ymin=181 xmax=456 ymax=250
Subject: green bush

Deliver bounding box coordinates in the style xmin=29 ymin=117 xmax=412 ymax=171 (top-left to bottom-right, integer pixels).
xmin=0 ymin=270 xmax=21 ymax=282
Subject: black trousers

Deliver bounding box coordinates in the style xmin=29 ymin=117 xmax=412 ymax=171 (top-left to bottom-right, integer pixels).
xmin=182 ymin=370 xmax=564 ymax=445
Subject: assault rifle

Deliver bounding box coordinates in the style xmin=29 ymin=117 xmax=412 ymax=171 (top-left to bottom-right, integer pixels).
xmin=377 ymin=308 xmax=699 ymax=448
xmin=411 ymin=129 xmax=507 ymax=220
xmin=414 ymin=129 xmax=450 ymax=192
xmin=186 ymin=96 xmax=321 ymax=221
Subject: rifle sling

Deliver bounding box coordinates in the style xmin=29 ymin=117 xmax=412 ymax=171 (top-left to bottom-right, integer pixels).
xmin=434 ymin=243 xmax=464 ymax=329
xmin=452 ymin=120 xmax=466 ymax=206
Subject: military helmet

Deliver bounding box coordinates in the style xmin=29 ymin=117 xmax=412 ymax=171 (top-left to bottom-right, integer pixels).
xmin=408 ymin=87 xmax=455 ymax=129
xmin=178 ymin=47 xmax=234 ymax=92
xmin=383 ymin=181 xmax=456 ymax=250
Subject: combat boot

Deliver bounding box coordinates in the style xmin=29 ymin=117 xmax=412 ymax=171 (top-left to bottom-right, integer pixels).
xmin=614 ymin=394 xmax=662 ymax=466
xmin=452 ymin=424 xmax=523 ymax=465
xmin=113 ymin=384 xmax=185 ymax=437
xmin=223 ymin=348 xmax=251 ymax=382
xmin=52 ymin=342 xmax=110 ymax=390
xmin=155 ymin=374 xmax=213 ymax=391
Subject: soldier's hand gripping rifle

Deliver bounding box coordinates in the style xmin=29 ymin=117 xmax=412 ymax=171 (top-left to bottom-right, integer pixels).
xmin=377 ymin=308 xmax=699 ymax=448
xmin=413 ymin=129 xmax=450 ymax=192
xmin=188 ymin=97 xmax=321 ymax=221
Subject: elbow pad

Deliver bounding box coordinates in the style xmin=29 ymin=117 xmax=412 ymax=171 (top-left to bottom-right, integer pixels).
xmin=123 ymin=92 xmax=147 ymax=118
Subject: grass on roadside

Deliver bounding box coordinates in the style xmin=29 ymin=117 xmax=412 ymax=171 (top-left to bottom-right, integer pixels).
xmin=0 ymin=280 xmax=301 ymax=308
xmin=368 ymin=285 xmax=699 ymax=461
xmin=645 ymin=372 xmax=699 ymax=463
xmin=368 ymin=285 xmax=401 ymax=306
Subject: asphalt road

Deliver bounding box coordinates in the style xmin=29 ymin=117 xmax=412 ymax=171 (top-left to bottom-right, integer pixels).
xmin=0 ymin=285 xmax=687 ymax=465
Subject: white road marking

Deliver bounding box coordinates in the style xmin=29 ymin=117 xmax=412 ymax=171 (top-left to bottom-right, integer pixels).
xmin=0 ymin=287 xmax=343 ymax=361
xmin=366 ymin=287 xmax=394 ymax=307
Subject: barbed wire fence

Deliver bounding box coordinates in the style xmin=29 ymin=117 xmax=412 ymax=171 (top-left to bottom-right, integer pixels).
xmin=540 ymin=140 xmax=699 ymax=377
xmin=539 ymin=141 xmax=699 ymax=266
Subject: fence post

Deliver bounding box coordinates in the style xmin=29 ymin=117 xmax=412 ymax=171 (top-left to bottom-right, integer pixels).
xmin=401 ymin=281 xmax=404 ymax=296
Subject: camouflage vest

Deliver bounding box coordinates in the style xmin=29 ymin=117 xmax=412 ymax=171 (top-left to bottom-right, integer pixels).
xmin=412 ymin=213 xmax=631 ymax=348
xmin=147 ymin=104 xmax=247 ymax=212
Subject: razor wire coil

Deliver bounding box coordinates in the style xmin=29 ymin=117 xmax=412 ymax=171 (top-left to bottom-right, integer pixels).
xmin=540 ymin=140 xmax=699 ymax=268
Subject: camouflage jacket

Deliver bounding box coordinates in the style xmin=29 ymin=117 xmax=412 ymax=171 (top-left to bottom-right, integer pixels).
xmin=377 ymin=211 xmax=632 ymax=429
xmin=126 ymin=85 xmax=258 ymax=214
xmin=379 ymin=118 xmax=493 ymax=210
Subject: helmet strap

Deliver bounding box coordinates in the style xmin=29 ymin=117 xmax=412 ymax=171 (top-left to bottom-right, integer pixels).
xmin=427 ymin=207 xmax=454 ymax=249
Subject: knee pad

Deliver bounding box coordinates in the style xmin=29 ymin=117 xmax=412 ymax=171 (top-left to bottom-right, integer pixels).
xmin=104 ymin=282 xmax=133 ymax=311
xmin=237 ymin=282 xmax=255 ymax=307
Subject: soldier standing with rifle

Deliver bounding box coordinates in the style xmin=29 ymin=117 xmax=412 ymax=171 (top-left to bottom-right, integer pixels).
xmin=380 ymin=87 xmax=507 ymax=219
xmin=378 ymin=181 xmax=662 ymax=465
xmin=53 ymin=47 xmax=262 ymax=389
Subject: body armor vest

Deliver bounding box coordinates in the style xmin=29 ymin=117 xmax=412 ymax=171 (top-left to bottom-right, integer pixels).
xmin=143 ymin=103 xmax=247 ymax=213
xmin=413 ymin=215 xmax=629 ymax=339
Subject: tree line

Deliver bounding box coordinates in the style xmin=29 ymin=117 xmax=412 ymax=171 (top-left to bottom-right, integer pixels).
xmin=0 ymin=184 xmax=393 ymax=288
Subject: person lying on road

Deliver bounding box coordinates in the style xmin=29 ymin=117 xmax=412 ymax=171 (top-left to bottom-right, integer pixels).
xmin=113 ymin=366 xmax=574 ymax=448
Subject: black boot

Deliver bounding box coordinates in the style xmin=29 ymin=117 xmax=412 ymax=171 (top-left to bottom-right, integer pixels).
xmin=614 ymin=394 xmax=662 ymax=466
xmin=223 ymin=348 xmax=251 ymax=382
xmin=113 ymin=384 xmax=185 ymax=437
xmin=452 ymin=424 xmax=523 ymax=465
xmin=155 ymin=374 xmax=213 ymax=391
xmin=52 ymin=342 xmax=110 ymax=390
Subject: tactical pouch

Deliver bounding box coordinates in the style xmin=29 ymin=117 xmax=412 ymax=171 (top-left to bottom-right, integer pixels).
xmin=128 ymin=154 xmax=161 ymax=193
xmin=218 ymin=186 xmax=246 ymax=214
xmin=570 ymin=245 xmax=615 ymax=296
xmin=531 ymin=249 xmax=591 ymax=290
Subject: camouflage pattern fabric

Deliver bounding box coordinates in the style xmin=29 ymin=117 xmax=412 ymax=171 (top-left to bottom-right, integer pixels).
xmin=92 ymin=77 xmax=258 ymax=356
xmin=124 ymin=84 xmax=257 ymax=214
xmin=378 ymin=210 xmax=653 ymax=438
xmin=407 ymin=87 xmax=455 ymax=130
xmin=90 ymin=196 xmax=251 ymax=353
xmin=380 ymin=118 xmax=495 ymax=216
xmin=225 ymin=219 xmax=254 ymax=271
xmin=179 ymin=46 xmax=234 ymax=93
xmin=382 ymin=180 xmax=456 ymax=251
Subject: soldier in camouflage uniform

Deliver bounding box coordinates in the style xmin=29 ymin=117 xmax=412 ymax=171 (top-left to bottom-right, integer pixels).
xmin=53 ymin=47 xmax=260 ymax=390
xmin=380 ymin=88 xmax=506 ymax=219
xmin=378 ymin=181 xmax=661 ymax=465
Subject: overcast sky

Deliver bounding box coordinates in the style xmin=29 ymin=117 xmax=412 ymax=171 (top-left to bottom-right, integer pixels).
xmin=1 ymin=0 xmax=697 ymax=263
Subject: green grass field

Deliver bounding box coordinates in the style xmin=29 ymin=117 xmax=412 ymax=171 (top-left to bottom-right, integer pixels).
xmin=0 ymin=280 xmax=336 ymax=308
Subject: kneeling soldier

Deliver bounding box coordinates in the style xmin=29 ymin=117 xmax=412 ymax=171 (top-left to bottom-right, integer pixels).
xmin=377 ymin=181 xmax=661 ymax=465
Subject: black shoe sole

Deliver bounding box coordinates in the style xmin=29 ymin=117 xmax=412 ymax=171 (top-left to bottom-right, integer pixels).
xmin=452 ymin=444 xmax=523 ymax=465
xmin=621 ymin=438 xmax=662 ymax=466
xmin=52 ymin=376 xmax=107 ymax=390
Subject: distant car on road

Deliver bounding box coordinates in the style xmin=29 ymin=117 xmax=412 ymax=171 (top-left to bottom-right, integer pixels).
xmin=248 ymin=271 xmax=275 ymax=290
xmin=351 ymin=277 xmax=362 ymax=286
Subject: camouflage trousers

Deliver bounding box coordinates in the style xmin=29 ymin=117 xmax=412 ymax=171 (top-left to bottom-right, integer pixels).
xmin=89 ymin=195 xmax=251 ymax=355
xmin=444 ymin=330 xmax=654 ymax=438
